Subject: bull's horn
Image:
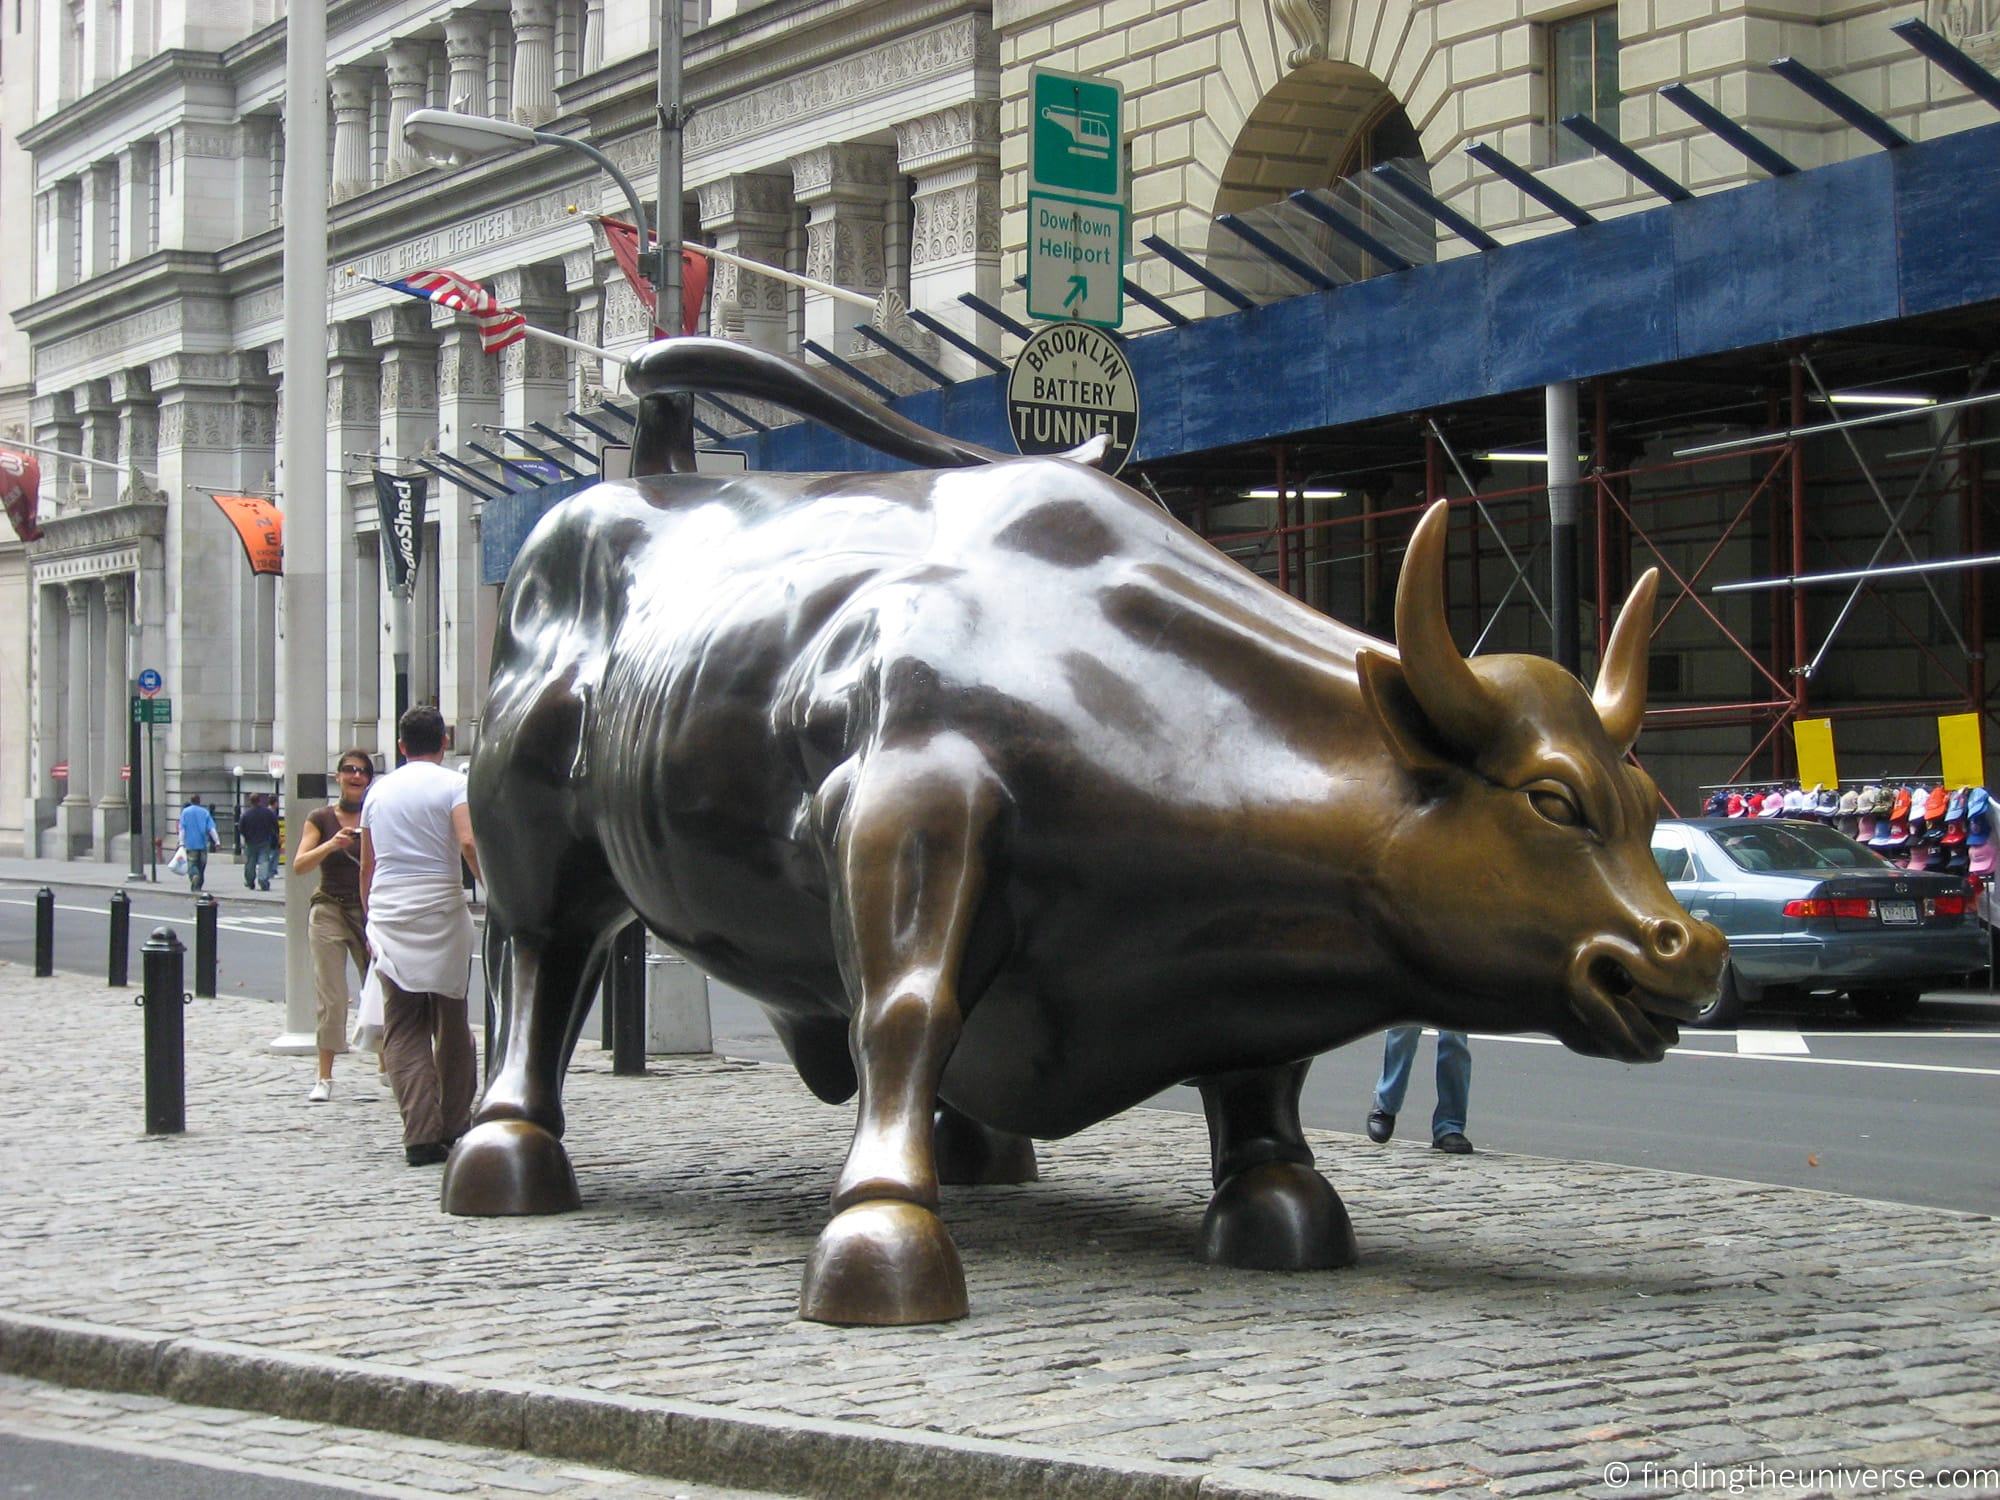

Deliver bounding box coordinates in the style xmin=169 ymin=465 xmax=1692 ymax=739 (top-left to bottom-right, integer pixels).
xmin=1593 ymin=568 xmax=1660 ymax=752
xmin=1394 ymin=499 xmax=1502 ymax=756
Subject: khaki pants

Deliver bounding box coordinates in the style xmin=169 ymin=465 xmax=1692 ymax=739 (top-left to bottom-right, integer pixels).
xmin=381 ymin=977 xmax=477 ymax=1150
xmin=308 ymin=901 xmax=369 ymax=1054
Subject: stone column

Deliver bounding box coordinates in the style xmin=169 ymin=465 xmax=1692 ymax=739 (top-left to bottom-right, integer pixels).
xmin=445 ymin=10 xmax=492 ymax=115
xmin=790 ymin=144 xmax=897 ymax=354
xmin=582 ymin=0 xmax=605 ymax=72
xmin=562 ymin=246 xmax=606 ymax=402
xmin=82 ymin=161 xmax=117 ymax=277
xmin=57 ymin=582 xmax=94 ymax=857
xmin=372 ymin=304 xmax=439 ymax=751
xmin=386 ymin=40 xmax=433 ymax=180
xmin=28 ymin=584 xmax=64 ymax=855
xmin=432 ymin=315 xmax=502 ymax=741
xmin=110 ymin=369 xmax=160 ymax=503
xmin=76 ymin=380 xmax=120 ymax=508
xmin=697 ymin=173 xmax=793 ymax=355
xmin=95 ymin=575 xmax=131 ymax=855
xmin=118 ymin=142 xmax=156 ymax=261
xmin=896 ymin=103 xmax=1002 ymax=375
xmin=326 ymin=325 xmax=382 ymax=749
xmin=510 ymin=0 xmax=558 ymax=125
xmin=331 ymin=66 xmax=376 ymax=203
xmin=32 ymin=391 xmax=84 ymax=512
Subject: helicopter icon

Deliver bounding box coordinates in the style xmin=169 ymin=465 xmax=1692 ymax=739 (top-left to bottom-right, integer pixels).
xmin=1039 ymin=104 xmax=1113 ymax=159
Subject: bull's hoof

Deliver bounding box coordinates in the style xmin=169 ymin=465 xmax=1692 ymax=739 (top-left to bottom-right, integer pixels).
xmin=934 ymin=1107 xmax=1040 ymax=1186
xmin=441 ymin=1120 xmax=582 ymax=1217
xmin=799 ymin=1201 xmax=969 ymax=1325
xmin=1200 ymin=1161 xmax=1357 ymax=1271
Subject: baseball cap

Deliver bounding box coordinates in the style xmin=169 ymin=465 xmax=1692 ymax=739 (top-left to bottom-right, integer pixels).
xmin=1758 ymin=790 xmax=1785 ymax=817
xmin=1838 ymin=789 xmax=1859 ymax=816
xmin=1890 ymin=787 xmax=1912 ymax=821
xmin=1969 ymin=787 xmax=1991 ymax=845
xmin=1781 ymin=788 xmax=1807 ymax=815
xmin=1926 ymin=786 xmax=1949 ymax=822
xmin=1972 ymin=838 xmax=1996 ymax=875
xmin=1856 ymin=812 xmax=1878 ymax=841
xmin=1726 ymin=792 xmax=1744 ymax=817
xmin=1704 ymin=790 xmax=1729 ymax=817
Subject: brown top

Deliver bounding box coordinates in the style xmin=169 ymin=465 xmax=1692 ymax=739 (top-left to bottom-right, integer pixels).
xmin=306 ymin=804 xmax=364 ymax=906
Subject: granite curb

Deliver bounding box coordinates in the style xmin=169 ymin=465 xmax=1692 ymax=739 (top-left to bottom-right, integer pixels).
xmin=0 ymin=1310 xmax=1379 ymax=1500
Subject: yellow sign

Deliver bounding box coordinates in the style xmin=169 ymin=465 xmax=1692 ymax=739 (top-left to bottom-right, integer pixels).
xmin=1793 ymin=717 xmax=1838 ymax=790
xmin=1937 ymin=712 xmax=1985 ymax=790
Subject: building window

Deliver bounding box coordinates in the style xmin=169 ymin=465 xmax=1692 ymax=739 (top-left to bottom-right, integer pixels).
xmin=1548 ymin=8 xmax=1619 ymax=165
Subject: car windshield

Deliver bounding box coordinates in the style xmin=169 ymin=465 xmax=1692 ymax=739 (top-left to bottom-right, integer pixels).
xmin=1708 ymin=822 xmax=1892 ymax=873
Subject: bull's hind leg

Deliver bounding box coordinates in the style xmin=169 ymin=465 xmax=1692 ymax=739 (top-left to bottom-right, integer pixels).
xmin=800 ymin=736 xmax=1003 ymax=1326
xmin=934 ymin=1101 xmax=1038 ymax=1186
xmin=443 ymin=918 xmax=617 ymax=1217
xmin=1196 ymin=1061 xmax=1356 ymax=1270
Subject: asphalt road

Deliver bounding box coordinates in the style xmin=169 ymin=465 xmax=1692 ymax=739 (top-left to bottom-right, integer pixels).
xmin=0 ymin=1430 xmax=372 ymax=1499
xmin=5 ymin=876 xmax=1996 ymax=1217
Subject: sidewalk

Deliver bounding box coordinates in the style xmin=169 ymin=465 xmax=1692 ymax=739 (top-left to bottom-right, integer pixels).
xmin=1 ymin=962 xmax=1996 ymax=1499
xmin=0 ymin=852 xmax=290 ymax=905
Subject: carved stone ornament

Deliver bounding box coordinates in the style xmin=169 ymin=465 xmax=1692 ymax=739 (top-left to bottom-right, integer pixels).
xmin=1275 ymin=0 xmax=1331 ymax=67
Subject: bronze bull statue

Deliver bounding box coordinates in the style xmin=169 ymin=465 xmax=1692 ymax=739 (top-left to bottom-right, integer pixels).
xmin=446 ymin=338 xmax=1726 ymax=1325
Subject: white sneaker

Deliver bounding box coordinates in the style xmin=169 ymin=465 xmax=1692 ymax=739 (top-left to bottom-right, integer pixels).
xmin=307 ymin=1078 xmax=332 ymax=1103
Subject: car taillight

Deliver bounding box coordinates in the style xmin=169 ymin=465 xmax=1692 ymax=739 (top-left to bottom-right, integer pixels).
xmin=1782 ymin=897 xmax=1877 ymax=919
xmin=1928 ymin=893 xmax=1969 ymax=917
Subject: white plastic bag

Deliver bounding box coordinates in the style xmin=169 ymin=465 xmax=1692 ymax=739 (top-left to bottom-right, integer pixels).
xmin=350 ymin=969 xmax=387 ymax=1053
xmin=167 ymin=845 xmax=189 ymax=877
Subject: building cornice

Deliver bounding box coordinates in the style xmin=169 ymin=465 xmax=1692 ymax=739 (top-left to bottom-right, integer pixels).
xmin=17 ymin=52 xmax=233 ymax=153
xmin=12 ymin=253 xmax=230 ymax=339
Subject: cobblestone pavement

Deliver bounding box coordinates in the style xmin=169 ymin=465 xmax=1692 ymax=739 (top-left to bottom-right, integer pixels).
xmin=2 ymin=963 xmax=1998 ymax=1499
xmin=0 ymin=1372 xmax=773 ymax=1498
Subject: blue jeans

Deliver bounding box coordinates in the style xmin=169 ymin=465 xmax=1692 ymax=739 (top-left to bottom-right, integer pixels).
xmin=1372 ymin=1026 xmax=1471 ymax=1140
xmin=243 ymin=841 xmax=278 ymax=888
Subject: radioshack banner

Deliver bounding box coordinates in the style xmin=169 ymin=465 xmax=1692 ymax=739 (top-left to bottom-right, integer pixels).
xmin=372 ymin=471 xmax=425 ymax=596
xmin=0 ymin=447 xmax=42 ymax=543
xmin=210 ymin=494 xmax=284 ymax=576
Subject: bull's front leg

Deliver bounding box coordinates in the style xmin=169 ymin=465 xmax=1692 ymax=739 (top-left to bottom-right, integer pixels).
xmin=800 ymin=735 xmax=1003 ymax=1326
xmin=1195 ymin=1061 xmax=1357 ymax=1270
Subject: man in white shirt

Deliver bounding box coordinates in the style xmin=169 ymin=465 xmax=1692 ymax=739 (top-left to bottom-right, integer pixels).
xmin=360 ymin=705 xmax=484 ymax=1166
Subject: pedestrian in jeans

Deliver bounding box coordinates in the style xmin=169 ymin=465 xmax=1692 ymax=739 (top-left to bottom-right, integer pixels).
xmin=238 ymin=793 xmax=280 ymax=891
xmin=177 ymin=794 xmax=219 ymax=892
xmin=360 ymin=707 xmax=483 ymax=1166
xmin=292 ymin=752 xmax=375 ymax=1102
xmin=1366 ymin=1026 xmax=1474 ymax=1153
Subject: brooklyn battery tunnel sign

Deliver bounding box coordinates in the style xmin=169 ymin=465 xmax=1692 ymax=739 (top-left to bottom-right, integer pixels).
xmin=1007 ymin=322 xmax=1140 ymax=475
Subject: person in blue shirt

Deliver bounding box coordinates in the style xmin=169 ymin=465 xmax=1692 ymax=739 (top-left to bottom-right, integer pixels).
xmin=178 ymin=794 xmax=220 ymax=892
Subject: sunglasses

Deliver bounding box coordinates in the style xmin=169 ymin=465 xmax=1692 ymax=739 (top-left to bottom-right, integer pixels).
xmin=337 ymin=764 xmax=374 ymax=777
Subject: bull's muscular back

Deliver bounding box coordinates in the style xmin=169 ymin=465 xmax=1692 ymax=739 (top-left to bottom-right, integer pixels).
xmin=482 ymin=458 xmax=1402 ymax=1136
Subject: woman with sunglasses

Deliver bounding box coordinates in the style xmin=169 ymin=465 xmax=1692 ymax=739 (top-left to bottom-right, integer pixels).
xmin=291 ymin=750 xmax=377 ymax=1102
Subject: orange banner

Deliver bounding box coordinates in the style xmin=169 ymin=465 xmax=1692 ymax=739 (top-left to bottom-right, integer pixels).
xmin=210 ymin=494 xmax=284 ymax=576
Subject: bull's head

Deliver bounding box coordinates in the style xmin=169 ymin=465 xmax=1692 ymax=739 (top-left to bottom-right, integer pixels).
xmin=1355 ymin=501 xmax=1726 ymax=1061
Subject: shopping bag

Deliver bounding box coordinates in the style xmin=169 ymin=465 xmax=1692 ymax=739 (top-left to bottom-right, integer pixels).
xmin=350 ymin=969 xmax=386 ymax=1053
xmin=167 ymin=845 xmax=189 ymax=877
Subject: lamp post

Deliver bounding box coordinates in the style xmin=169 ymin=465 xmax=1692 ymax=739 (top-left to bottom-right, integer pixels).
xmin=402 ymin=109 xmax=660 ymax=336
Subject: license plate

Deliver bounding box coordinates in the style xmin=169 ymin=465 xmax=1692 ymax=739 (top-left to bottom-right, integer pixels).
xmin=1879 ymin=901 xmax=1918 ymax=924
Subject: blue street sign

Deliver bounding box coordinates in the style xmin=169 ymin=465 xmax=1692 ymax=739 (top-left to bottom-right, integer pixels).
xmin=138 ymin=669 xmax=162 ymax=698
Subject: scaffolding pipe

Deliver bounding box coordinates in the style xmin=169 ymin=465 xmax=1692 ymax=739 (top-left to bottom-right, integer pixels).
xmin=1546 ymin=380 xmax=1580 ymax=673
xmin=1674 ymin=387 xmax=2000 ymax=457
xmin=1712 ymin=550 xmax=2000 ymax=592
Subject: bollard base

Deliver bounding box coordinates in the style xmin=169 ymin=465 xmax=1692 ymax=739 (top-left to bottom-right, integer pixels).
xmin=266 ymin=1031 xmax=318 ymax=1056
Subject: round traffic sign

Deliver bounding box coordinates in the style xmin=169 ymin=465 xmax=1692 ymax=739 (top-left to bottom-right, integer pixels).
xmin=138 ymin=668 xmax=162 ymax=698
xmin=1007 ymin=322 xmax=1139 ymax=475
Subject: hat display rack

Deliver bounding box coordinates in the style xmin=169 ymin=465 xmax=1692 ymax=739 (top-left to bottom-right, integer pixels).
xmin=1697 ymin=776 xmax=1997 ymax=879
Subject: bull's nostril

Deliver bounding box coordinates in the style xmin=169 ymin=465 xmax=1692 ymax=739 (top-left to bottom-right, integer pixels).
xmin=1649 ymin=918 xmax=1688 ymax=959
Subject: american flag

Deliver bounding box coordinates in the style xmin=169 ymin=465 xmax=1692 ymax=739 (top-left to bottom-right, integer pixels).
xmin=369 ymin=269 xmax=527 ymax=354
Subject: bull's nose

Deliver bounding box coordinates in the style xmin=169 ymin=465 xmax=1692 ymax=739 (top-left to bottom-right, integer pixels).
xmin=1643 ymin=916 xmax=1690 ymax=963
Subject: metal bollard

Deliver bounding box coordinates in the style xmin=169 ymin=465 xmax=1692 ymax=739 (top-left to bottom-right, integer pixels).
xmin=139 ymin=926 xmax=188 ymax=1135
xmin=610 ymin=921 xmax=647 ymax=1076
xmin=193 ymin=893 xmax=218 ymax=998
xmin=34 ymin=887 xmax=54 ymax=977
xmin=108 ymin=890 xmax=131 ymax=988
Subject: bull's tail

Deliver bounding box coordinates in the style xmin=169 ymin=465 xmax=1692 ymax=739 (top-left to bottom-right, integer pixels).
xmin=622 ymin=336 xmax=1098 ymax=476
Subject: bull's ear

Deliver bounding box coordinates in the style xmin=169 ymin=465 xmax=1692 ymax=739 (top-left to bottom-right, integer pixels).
xmin=1357 ymin=649 xmax=1460 ymax=775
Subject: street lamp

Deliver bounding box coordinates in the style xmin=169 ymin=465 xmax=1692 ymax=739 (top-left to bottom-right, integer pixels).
xmin=402 ymin=108 xmax=658 ymax=312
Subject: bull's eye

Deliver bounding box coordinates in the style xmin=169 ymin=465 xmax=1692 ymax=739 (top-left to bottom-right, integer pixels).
xmin=1529 ymin=787 xmax=1582 ymax=828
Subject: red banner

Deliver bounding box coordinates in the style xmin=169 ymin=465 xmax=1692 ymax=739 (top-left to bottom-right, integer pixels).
xmin=0 ymin=447 xmax=43 ymax=543
xmin=598 ymin=218 xmax=710 ymax=336
xmin=210 ymin=494 xmax=284 ymax=576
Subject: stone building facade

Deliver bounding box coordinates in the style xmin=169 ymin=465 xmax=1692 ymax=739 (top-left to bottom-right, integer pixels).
xmin=4 ymin=0 xmax=1991 ymax=858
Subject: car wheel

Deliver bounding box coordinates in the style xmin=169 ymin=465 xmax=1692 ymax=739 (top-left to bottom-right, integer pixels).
xmin=1851 ymin=988 xmax=1921 ymax=1023
xmin=1693 ymin=962 xmax=1748 ymax=1028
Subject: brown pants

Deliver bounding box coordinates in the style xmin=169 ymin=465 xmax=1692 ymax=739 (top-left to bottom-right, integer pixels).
xmin=308 ymin=901 xmax=369 ymax=1053
xmin=380 ymin=977 xmax=477 ymax=1150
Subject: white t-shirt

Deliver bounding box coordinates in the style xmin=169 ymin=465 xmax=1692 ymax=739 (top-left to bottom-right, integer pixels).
xmin=359 ymin=759 xmax=469 ymax=899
